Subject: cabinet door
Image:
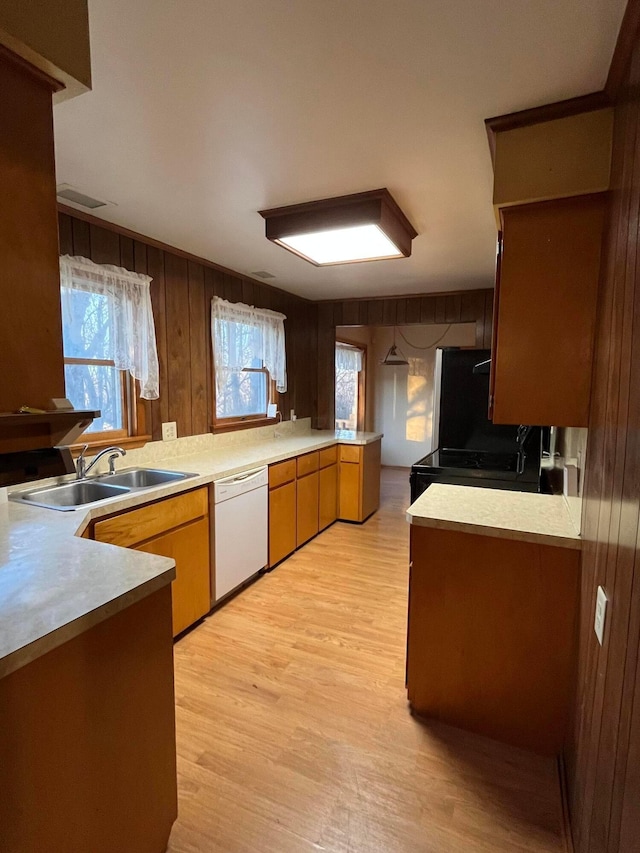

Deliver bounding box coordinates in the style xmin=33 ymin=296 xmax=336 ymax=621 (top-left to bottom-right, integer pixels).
xmin=318 ymin=463 xmax=338 ymax=531
xmin=494 ymin=195 xmax=605 ymax=427
xmin=338 ymin=460 xmax=360 ymax=522
xmin=136 ymin=517 xmax=211 ymax=637
xmin=297 ymin=471 xmax=319 ymax=547
xmin=269 ymin=480 xmax=297 ymax=567
xmin=361 ymin=440 xmax=381 ymax=521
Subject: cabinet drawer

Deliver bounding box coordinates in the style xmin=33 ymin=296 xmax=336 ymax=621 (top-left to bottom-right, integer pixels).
xmin=269 ymin=459 xmax=296 ymax=489
xmin=318 ymin=445 xmax=338 ymax=469
xmin=339 ymin=444 xmax=361 ymax=463
xmin=93 ymin=487 xmax=208 ymax=548
xmin=297 ymin=451 xmax=319 ymax=478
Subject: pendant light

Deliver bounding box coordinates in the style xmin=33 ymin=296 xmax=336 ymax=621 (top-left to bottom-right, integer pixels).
xmin=382 ymin=327 xmax=409 ymax=366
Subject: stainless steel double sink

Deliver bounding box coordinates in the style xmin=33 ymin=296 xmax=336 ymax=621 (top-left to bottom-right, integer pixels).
xmin=11 ymin=468 xmax=197 ymax=511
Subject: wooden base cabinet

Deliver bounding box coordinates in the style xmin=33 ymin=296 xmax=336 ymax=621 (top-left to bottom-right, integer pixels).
xmin=407 ymin=524 xmax=580 ymax=755
xmin=297 ymin=451 xmax=320 ymax=547
xmin=0 ymin=586 xmax=177 ymax=853
xmin=268 ymin=459 xmax=297 ymax=567
xmin=92 ymin=488 xmax=211 ymax=637
xmin=338 ymin=439 xmax=381 ymax=523
xmin=318 ymin=453 xmax=338 ymax=532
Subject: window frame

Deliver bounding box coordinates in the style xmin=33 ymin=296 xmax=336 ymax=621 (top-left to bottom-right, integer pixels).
xmin=62 ymin=317 xmax=150 ymax=453
xmin=211 ymin=363 xmax=278 ymax=433
xmin=335 ymin=337 xmax=367 ymax=432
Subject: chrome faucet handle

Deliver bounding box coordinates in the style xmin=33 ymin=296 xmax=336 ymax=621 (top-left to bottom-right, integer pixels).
xmin=76 ymin=444 xmax=90 ymax=479
xmin=107 ymin=451 xmax=124 ymax=475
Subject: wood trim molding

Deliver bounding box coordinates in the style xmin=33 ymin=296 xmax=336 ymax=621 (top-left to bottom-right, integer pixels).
xmin=317 ymin=287 xmax=491 ymax=304
xmin=0 ymin=43 xmax=63 ymax=93
xmin=484 ymin=91 xmax=611 ymax=165
xmin=606 ymin=0 xmax=640 ymax=100
xmin=57 ymin=203 xmax=313 ymax=303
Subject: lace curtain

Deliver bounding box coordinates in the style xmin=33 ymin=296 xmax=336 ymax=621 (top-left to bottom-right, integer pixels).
xmin=59 ymin=255 xmax=160 ymax=399
xmin=336 ymin=342 xmax=363 ymax=373
xmin=211 ymin=296 xmax=287 ymax=395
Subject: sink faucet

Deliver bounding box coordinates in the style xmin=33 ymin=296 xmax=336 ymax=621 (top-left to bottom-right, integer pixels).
xmin=76 ymin=445 xmax=126 ymax=480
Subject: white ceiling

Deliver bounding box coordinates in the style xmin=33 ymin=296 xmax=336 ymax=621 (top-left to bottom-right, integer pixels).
xmin=53 ymin=0 xmax=626 ymax=300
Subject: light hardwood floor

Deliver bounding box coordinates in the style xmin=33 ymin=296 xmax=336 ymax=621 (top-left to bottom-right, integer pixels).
xmin=168 ymin=468 xmax=566 ymax=853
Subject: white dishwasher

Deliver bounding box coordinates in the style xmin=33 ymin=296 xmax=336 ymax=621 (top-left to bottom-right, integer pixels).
xmin=213 ymin=466 xmax=268 ymax=602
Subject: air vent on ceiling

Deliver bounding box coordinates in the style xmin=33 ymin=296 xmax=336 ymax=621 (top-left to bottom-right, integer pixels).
xmin=251 ymin=270 xmax=276 ymax=279
xmin=56 ymin=184 xmax=111 ymax=210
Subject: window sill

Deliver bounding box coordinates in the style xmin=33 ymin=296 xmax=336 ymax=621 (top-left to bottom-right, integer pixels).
xmin=210 ymin=418 xmax=277 ymax=435
xmin=69 ymin=434 xmax=152 ymax=455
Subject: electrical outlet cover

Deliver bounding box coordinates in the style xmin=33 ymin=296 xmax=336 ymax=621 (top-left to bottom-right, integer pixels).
xmin=594 ymin=586 xmax=608 ymax=646
xmin=162 ymin=421 xmax=177 ymax=441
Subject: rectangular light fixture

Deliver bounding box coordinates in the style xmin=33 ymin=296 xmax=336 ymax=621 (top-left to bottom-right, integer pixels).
xmin=259 ymin=188 xmax=417 ymax=266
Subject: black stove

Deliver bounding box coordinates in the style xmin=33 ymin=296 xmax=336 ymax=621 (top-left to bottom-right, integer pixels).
xmin=410 ymin=445 xmax=542 ymax=502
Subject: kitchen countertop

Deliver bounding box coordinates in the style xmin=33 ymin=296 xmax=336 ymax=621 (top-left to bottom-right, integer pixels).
xmin=0 ymin=429 xmax=382 ymax=678
xmin=406 ymin=483 xmax=581 ymax=550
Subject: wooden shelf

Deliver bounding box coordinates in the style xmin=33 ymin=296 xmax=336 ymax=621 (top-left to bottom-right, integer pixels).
xmin=0 ymin=409 xmax=100 ymax=454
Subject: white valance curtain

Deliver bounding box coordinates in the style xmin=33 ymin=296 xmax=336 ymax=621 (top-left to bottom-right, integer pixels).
xmin=211 ymin=296 xmax=287 ymax=395
xmin=336 ymin=342 xmax=363 ymax=373
xmin=59 ymin=255 xmax=160 ymax=399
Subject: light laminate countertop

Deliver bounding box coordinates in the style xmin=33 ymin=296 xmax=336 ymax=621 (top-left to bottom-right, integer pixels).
xmin=407 ymin=483 xmax=580 ymax=550
xmin=1 ymin=429 xmax=382 ymax=678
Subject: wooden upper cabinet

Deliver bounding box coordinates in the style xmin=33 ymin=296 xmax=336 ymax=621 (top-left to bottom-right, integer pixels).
xmin=0 ymin=51 xmax=65 ymax=414
xmin=490 ymin=194 xmax=606 ymax=428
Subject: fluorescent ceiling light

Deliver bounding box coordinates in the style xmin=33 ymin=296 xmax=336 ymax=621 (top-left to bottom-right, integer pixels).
xmin=277 ymin=224 xmax=403 ymax=265
xmin=259 ymin=188 xmax=417 ymax=267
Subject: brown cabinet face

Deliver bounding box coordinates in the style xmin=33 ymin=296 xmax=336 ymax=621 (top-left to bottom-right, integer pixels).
xmin=407 ymin=524 xmax=579 ymax=755
xmin=269 ymin=480 xmax=297 ymax=567
xmin=338 ymin=440 xmax=381 ymax=522
xmin=136 ymin=517 xmax=211 ymax=637
xmin=318 ymin=445 xmax=338 ymax=469
xmin=296 ymin=451 xmax=319 ymax=478
xmin=338 ymin=461 xmax=360 ymax=521
xmin=92 ymin=487 xmax=211 ymax=637
xmin=318 ymin=463 xmax=338 ymax=531
xmin=296 ymin=471 xmax=319 ymax=547
xmin=493 ymin=194 xmax=606 ymax=427
xmin=339 ymin=444 xmax=361 ymax=464
xmin=269 ymin=459 xmax=296 ymax=489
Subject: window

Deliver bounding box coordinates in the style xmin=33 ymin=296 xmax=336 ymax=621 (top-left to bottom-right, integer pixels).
xmin=211 ymin=297 xmax=287 ymax=428
xmin=60 ymin=255 xmax=160 ymax=444
xmin=62 ymin=288 xmax=127 ymax=435
xmin=335 ymin=341 xmax=365 ymax=431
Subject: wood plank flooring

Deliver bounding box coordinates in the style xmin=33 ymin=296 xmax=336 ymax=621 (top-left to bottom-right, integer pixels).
xmin=168 ymin=468 xmax=566 ymax=853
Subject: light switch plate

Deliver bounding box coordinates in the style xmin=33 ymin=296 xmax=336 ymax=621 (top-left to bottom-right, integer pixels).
xmin=594 ymin=586 xmax=608 ymax=646
xmin=162 ymin=421 xmax=177 ymax=441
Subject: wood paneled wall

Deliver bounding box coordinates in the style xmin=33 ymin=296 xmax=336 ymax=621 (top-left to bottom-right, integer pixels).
xmin=566 ymin=13 xmax=640 ymax=852
xmin=315 ymin=290 xmax=494 ymax=429
xmin=58 ymin=211 xmax=317 ymax=440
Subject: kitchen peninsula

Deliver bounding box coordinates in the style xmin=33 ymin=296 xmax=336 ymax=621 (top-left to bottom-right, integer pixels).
xmin=406 ymin=484 xmax=580 ymax=755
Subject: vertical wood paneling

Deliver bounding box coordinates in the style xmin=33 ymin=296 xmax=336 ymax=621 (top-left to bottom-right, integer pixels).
xmin=420 ymin=296 xmax=436 ymax=324
xmin=146 ymin=246 xmax=168 ymax=440
xmin=164 ymin=254 xmax=192 ymax=436
xmin=89 ymin=224 xmax=120 ymax=265
xmin=119 ymin=236 xmax=134 ymax=270
xmin=58 ymin=213 xmax=73 ymax=255
xmin=188 ymin=262 xmax=207 ymax=436
xmin=59 ymin=212 xmax=316 ymax=436
xmin=71 ymin=217 xmax=90 ymax=257
xmin=566 ymin=16 xmax=640 ymax=853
